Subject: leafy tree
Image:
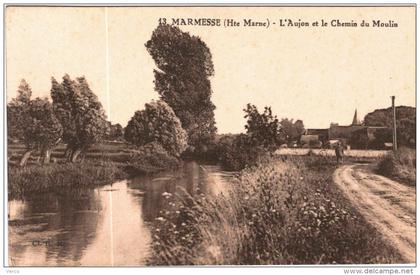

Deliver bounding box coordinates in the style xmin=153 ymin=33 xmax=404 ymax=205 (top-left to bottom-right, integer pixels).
xmin=244 ymin=104 xmax=283 ymax=152
xmin=105 ymin=122 xmax=124 ymax=141
xmin=370 ymin=128 xmax=393 ymax=149
xmin=124 ymin=100 xmax=188 ymax=157
xmin=280 ymin=118 xmax=305 ymax=144
xmin=350 ymin=129 xmax=369 ymax=149
xmin=51 ymin=75 xmax=109 ymax=162
xmin=8 ymin=80 xmax=62 ymax=165
xmin=7 ymin=79 xmax=32 ymax=141
xmin=145 ymin=24 xmax=217 ymax=154
xmin=19 ymin=98 xmax=63 ymax=165
xmin=364 ymin=106 xmax=415 ymax=148
xmin=112 ymin=123 xmax=124 ymax=139
xmin=294 ymin=119 xmax=305 ymax=141
xmin=398 ymin=118 xmax=416 ymax=148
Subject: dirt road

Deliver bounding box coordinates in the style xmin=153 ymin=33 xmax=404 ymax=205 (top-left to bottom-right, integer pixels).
xmin=333 ymin=164 xmax=416 ymax=263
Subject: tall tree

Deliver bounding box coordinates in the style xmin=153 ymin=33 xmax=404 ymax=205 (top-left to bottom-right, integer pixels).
xmin=145 ymin=24 xmax=217 ymax=154
xmin=7 ymin=79 xmax=32 ymax=141
xmin=51 ymin=75 xmax=109 ymax=162
xmin=125 ymin=100 xmax=188 ymax=157
xmin=8 ymin=80 xmax=62 ymax=165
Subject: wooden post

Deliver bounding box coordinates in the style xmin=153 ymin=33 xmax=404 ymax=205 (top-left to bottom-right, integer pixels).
xmin=391 ymin=96 xmax=397 ymax=151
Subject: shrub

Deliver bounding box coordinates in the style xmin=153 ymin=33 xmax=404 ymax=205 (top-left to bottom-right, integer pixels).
xmin=377 ymin=147 xmax=416 ymax=185
xmin=125 ymin=100 xmax=188 ymax=157
xmin=217 ymin=134 xmax=267 ymax=171
xmin=125 ymin=142 xmax=181 ymax=174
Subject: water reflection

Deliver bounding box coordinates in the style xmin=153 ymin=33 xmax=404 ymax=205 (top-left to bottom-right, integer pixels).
xmin=8 ymin=188 xmax=101 ymax=266
xmin=8 ymin=161 xmax=233 ymax=266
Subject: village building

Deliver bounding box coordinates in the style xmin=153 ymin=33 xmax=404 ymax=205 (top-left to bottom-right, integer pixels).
xmin=302 ymin=109 xmax=390 ymax=149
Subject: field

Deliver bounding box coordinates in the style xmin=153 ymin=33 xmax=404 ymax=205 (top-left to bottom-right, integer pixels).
xmin=276 ymin=148 xmax=389 ymax=158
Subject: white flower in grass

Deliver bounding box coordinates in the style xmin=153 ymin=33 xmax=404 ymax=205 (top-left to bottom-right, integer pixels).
xmin=161 ymin=192 xmax=172 ymax=198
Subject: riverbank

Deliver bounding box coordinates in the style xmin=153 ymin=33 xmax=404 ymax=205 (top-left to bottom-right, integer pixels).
xmin=149 ymin=155 xmax=403 ymax=265
xmin=7 ymin=142 xmax=182 ymax=199
xmin=8 ymin=161 xmax=127 ymax=199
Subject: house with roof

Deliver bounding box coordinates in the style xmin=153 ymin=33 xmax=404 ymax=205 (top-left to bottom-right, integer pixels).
xmin=302 ymin=109 xmax=390 ymax=149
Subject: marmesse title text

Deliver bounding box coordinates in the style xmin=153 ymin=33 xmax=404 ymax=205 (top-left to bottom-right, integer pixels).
xmin=158 ymin=18 xmax=399 ymax=28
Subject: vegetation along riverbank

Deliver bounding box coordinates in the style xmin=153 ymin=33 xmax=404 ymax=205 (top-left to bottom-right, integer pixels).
xmin=148 ymin=155 xmax=403 ymax=265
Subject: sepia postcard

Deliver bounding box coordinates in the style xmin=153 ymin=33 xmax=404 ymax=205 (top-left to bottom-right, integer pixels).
xmin=3 ymin=3 xmax=417 ymax=271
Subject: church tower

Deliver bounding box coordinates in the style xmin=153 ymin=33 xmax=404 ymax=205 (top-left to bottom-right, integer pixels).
xmin=351 ymin=109 xmax=362 ymax=126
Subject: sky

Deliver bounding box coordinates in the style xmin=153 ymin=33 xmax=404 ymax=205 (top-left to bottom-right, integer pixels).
xmin=6 ymin=6 xmax=415 ymax=133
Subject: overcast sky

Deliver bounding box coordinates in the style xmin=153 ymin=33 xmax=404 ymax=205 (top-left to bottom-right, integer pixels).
xmin=6 ymin=6 xmax=415 ymax=133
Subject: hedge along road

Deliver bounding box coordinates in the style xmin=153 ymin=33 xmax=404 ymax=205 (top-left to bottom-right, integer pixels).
xmin=333 ymin=164 xmax=415 ymax=263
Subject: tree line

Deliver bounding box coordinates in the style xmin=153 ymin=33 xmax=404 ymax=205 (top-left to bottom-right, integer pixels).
xmin=7 ymin=24 xmax=306 ymax=169
xmin=7 ymin=24 xmax=218 ymax=166
xmin=8 ymin=76 xmax=109 ymax=165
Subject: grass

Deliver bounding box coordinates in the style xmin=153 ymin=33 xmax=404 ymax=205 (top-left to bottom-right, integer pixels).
xmin=8 ymin=160 xmax=128 ymax=200
xmin=148 ymin=155 xmax=403 ymax=265
xmin=377 ymin=147 xmax=416 ymax=186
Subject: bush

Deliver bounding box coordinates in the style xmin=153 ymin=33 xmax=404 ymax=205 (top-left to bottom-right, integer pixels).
xmin=377 ymin=147 xmax=416 ymax=185
xmin=148 ymin=156 xmax=402 ymax=265
xmin=125 ymin=142 xmax=181 ymax=174
xmin=125 ymin=100 xmax=188 ymax=157
xmin=217 ymin=134 xmax=267 ymax=171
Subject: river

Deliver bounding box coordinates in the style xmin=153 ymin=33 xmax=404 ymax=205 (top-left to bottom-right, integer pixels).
xmin=7 ymin=161 xmax=235 ymax=266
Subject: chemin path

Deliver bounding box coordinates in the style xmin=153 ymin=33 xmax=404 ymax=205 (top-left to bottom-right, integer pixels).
xmin=333 ymin=164 xmax=415 ymax=263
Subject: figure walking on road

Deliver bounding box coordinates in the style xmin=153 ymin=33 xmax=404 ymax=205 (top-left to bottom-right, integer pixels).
xmin=335 ymin=141 xmax=344 ymax=164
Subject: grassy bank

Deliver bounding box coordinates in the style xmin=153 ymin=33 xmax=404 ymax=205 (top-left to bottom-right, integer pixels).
xmin=8 ymin=142 xmax=182 ymax=199
xmin=8 ymin=160 xmax=128 ymax=199
xmin=148 ymin=155 xmax=402 ymax=265
xmin=377 ymin=147 xmax=416 ymax=186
